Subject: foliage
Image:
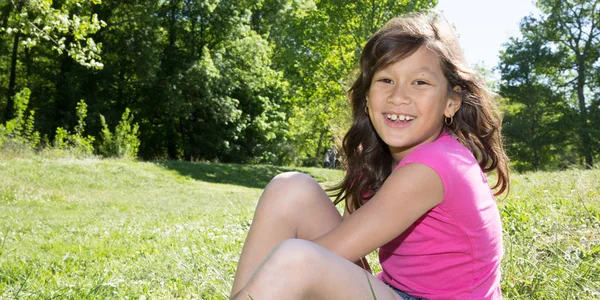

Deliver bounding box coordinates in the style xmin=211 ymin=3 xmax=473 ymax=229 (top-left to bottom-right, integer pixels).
xmin=0 ymin=0 xmax=441 ymax=165
xmin=0 ymin=0 xmax=596 ymax=169
xmin=0 ymin=0 xmax=106 ymax=68
xmin=0 ymin=158 xmax=598 ymax=298
xmin=499 ymin=0 xmax=600 ymax=170
xmin=499 ymin=34 xmax=576 ymax=171
xmin=53 ymin=100 xmax=95 ymax=156
xmin=0 ymin=0 xmax=107 ymax=125
xmin=98 ymin=108 xmax=140 ymax=159
xmin=0 ymin=88 xmax=40 ymax=151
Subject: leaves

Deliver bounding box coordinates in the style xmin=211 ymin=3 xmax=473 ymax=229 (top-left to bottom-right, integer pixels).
xmin=0 ymin=0 xmax=106 ymax=69
xmin=498 ymin=0 xmax=600 ymax=170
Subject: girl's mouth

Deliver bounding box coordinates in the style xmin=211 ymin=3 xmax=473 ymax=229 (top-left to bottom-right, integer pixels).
xmin=385 ymin=113 xmax=415 ymax=123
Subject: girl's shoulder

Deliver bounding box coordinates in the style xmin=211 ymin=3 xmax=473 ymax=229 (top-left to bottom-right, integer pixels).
xmin=401 ymin=131 xmax=471 ymax=166
xmin=393 ymin=132 xmax=480 ymax=190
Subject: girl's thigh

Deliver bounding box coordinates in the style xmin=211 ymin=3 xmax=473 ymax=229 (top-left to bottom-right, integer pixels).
xmin=242 ymin=239 xmax=401 ymax=300
xmin=300 ymin=241 xmax=400 ymax=300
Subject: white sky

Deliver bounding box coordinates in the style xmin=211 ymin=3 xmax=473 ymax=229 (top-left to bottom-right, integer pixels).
xmin=435 ymin=0 xmax=540 ymax=72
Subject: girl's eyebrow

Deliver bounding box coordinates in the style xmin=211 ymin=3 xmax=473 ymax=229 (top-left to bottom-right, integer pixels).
xmin=414 ymin=67 xmax=437 ymax=75
xmin=413 ymin=67 xmax=442 ymax=81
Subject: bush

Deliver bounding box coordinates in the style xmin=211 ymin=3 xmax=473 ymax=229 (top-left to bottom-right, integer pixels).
xmin=98 ymin=108 xmax=140 ymax=159
xmin=0 ymin=88 xmax=40 ymax=152
xmin=53 ymin=100 xmax=95 ymax=156
xmin=1 ymin=90 xmax=141 ymax=159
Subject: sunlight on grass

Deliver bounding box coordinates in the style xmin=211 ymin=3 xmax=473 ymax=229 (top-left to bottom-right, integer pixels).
xmin=0 ymin=156 xmax=598 ymax=299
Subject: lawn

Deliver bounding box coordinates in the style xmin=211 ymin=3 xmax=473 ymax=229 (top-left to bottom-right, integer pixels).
xmin=0 ymin=155 xmax=598 ymax=299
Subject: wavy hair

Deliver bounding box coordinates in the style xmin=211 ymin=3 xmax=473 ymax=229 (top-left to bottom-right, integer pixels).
xmin=330 ymin=10 xmax=510 ymax=213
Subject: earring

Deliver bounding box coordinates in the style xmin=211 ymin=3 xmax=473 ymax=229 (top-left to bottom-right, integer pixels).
xmin=444 ymin=115 xmax=453 ymax=126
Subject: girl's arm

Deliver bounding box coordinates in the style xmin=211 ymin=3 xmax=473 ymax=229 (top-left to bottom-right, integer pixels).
xmin=313 ymin=163 xmax=444 ymax=263
xmin=343 ymin=204 xmax=372 ymax=272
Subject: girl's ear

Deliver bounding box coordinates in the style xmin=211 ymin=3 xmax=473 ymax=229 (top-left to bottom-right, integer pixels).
xmin=445 ymin=85 xmax=462 ymax=117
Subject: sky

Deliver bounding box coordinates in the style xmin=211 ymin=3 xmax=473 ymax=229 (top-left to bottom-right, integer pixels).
xmin=435 ymin=0 xmax=540 ymax=72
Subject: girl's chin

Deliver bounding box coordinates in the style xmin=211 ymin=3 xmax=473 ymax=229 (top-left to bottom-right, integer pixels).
xmin=381 ymin=138 xmax=411 ymax=149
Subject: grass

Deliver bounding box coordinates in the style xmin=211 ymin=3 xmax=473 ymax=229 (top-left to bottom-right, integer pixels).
xmin=0 ymin=154 xmax=598 ymax=299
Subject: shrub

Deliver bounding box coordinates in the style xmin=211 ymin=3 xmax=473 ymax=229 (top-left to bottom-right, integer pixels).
xmin=53 ymin=100 xmax=95 ymax=156
xmin=98 ymin=108 xmax=140 ymax=159
xmin=0 ymin=88 xmax=40 ymax=152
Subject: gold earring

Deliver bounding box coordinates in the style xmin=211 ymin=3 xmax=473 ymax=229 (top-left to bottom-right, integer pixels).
xmin=444 ymin=115 xmax=453 ymax=126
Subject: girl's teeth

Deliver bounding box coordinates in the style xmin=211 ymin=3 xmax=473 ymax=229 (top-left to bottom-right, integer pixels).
xmin=387 ymin=114 xmax=414 ymax=122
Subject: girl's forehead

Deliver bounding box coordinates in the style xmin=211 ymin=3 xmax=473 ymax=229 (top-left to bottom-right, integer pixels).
xmin=376 ymin=47 xmax=444 ymax=75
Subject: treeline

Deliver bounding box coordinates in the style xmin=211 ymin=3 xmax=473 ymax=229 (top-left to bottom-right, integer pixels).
xmin=0 ymin=0 xmax=598 ymax=170
xmin=0 ymin=0 xmax=436 ymax=164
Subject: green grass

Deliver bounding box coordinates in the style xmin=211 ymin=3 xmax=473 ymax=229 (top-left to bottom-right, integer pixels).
xmin=0 ymin=155 xmax=598 ymax=299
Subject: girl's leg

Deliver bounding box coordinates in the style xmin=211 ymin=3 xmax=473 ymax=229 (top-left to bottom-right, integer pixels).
xmin=232 ymin=239 xmax=400 ymax=300
xmin=230 ymin=172 xmax=344 ymax=296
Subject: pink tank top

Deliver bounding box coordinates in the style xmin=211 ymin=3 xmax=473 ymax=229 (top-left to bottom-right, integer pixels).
xmin=377 ymin=131 xmax=503 ymax=299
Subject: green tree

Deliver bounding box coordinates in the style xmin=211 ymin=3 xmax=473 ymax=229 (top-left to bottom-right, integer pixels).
xmin=135 ymin=0 xmax=290 ymax=162
xmin=499 ymin=34 xmax=577 ymax=170
xmin=0 ymin=0 xmax=105 ymax=122
xmin=534 ymin=0 xmax=600 ymax=168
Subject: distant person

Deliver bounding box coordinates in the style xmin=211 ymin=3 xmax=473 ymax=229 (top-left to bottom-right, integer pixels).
xmin=329 ymin=148 xmax=337 ymax=169
xmin=231 ymin=10 xmax=509 ymax=299
xmin=323 ymin=149 xmax=331 ymax=168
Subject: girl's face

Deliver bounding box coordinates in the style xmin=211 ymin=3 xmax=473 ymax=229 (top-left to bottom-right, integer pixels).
xmin=367 ymin=46 xmax=461 ymax=163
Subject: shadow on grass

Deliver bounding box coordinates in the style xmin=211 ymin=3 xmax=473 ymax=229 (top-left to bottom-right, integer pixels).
xmin=155 ymin=161 xmax=300 ymax=189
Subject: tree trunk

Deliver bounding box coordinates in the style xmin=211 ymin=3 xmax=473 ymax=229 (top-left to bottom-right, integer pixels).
xmin=0 ymin=1 xmax=12 ymax=29
xmin=314 ymin=127 xmax=327 ymax=167
xmin=24 ymin=47 xmax=32 ymax=81
xmin=54 ymin=34 xmax=76 ymax=130
xmin=117 ymin=65 xmax=126 ymax=112
xmin=165 ymin=0 xmax=179 ymax=159
xmin=576 ymin=60 xmax=593 ymax=168
xmin=4 ymin=32 xmax=20 ymax=122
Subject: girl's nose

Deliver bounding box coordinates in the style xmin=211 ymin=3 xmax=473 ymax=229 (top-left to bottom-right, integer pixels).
xmin=387 ymin=84 xmax=411 ymax=105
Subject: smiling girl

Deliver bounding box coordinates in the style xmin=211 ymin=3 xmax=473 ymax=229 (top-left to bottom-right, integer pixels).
xmin=230 ymin=10 xmax=509 ymax=300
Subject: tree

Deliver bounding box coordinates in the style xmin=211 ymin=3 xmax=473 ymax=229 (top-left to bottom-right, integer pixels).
xmin=499 ymin=0 xmax=600 ymax=169
xmin=535 ymin=0 xmax=600 ymax=168
xmin=499 ymin=34 xmax=576 ymax=171
xmin=0 ymin=0 xmax=105 ymax=122
xmin=135 ymin=0 xmax=290 ymax=161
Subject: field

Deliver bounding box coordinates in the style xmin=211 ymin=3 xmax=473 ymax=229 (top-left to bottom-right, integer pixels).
xmin=0 ymin=155 xmax=598 ymax=299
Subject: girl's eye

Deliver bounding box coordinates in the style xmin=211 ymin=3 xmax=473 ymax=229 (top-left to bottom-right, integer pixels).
xmin=378 ymin=78 xmax=394 ymax=84
xmin=413 ymin=80 xmax=429 ymax=85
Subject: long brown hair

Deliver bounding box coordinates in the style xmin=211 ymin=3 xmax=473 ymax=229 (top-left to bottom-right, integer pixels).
xmin=331 ymin=11 xmax=510 ymax=213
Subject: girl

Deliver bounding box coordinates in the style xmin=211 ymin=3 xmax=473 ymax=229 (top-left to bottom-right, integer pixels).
xmin=230 ymin=10 xmax=509 ymax=300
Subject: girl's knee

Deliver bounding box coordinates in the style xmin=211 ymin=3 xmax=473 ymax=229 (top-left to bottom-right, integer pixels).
xmin=262 ymin=172 xmax=325 ymax=205
xmin=268 ymin=239 xmax=327 ymax=273
xmin=269 ymin=172 xmax=319 ymax=189
xmin=244 ymin=239 xmax=328 ymax=295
